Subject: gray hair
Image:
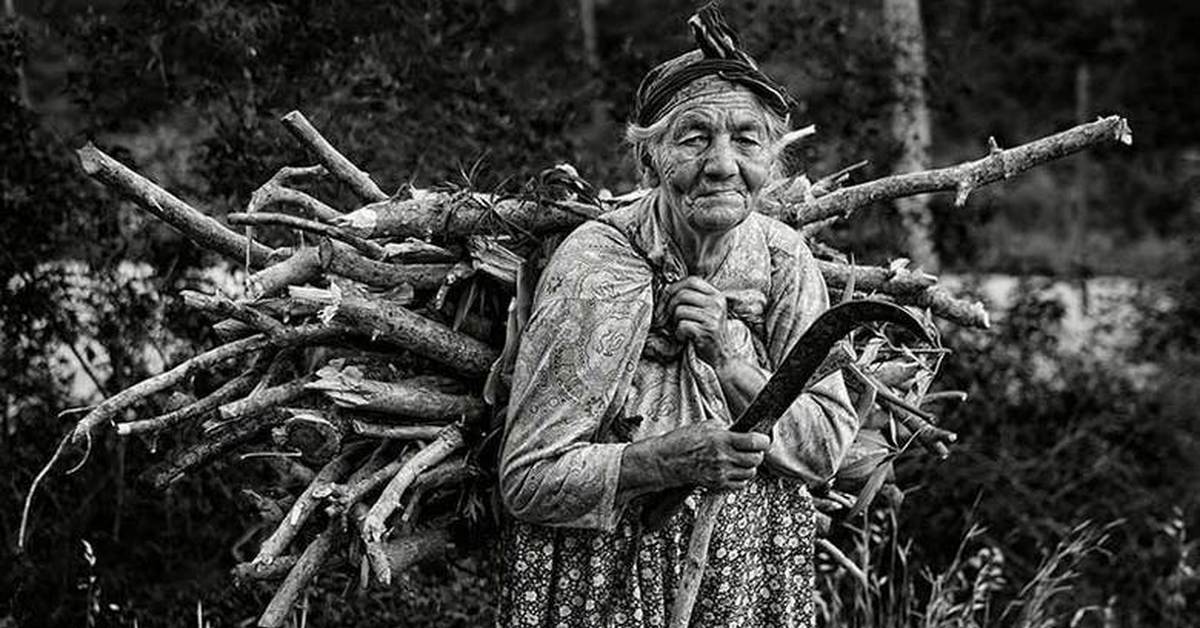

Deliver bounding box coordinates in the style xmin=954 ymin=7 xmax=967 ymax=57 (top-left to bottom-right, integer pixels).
xmin=625 ymin=103 xmax=790 ymax=188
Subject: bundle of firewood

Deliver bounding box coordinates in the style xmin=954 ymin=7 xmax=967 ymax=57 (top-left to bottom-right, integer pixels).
xmin=20 ymin=110 xmax=1130 ymax=625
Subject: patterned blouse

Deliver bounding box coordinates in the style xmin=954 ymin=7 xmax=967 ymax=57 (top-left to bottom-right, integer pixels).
xmin=497 ymin=191 xmax=856 ymax=627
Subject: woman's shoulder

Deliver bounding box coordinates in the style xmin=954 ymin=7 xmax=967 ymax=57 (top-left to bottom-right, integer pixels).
xmin=536 ymin=218 xmax=653 ymax=303
xmin=746 ymin=212 xmax=811 ymax=264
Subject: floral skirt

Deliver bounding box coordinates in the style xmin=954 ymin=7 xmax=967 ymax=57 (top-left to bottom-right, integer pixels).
xmin=497 ymin=476 xmax=815 ymax=628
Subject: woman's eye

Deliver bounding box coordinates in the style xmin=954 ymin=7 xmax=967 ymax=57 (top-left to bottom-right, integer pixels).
xmin=679 ymin=134 xmax=708 ymax=147
xmin=735 ymin=136 xmax=761 ymax=147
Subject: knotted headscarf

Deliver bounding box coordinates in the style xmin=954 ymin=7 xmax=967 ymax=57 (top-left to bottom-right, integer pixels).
xmin=632 ymin=4 xmax=794 ymax=127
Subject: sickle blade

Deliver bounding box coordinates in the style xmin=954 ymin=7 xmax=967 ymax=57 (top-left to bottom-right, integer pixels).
xmin=731 ymin=299 xmax=930 ymax=434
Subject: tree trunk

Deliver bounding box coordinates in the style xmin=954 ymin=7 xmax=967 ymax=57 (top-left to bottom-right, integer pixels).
xmin=882 ymin=0 xmax=939 ymax=272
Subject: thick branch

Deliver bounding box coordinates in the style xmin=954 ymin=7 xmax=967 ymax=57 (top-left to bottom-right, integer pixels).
xmin=77 ymin=143 xmax=275 ymax=267
xmin=292 ymin=290 xmax=498 ymax=377
xmin=335 ymin=192 xmax=589 ymax=241
xmin=306 ymin=366 xmax=484 ymax=420
xmin=781 ymin=116 xmax=1132 ymax=225
xmin=246 ymin=242 xmax=455 ymax=299
xmin=818 ymin=261 xmax=989 ymax=328
xmin=382 ymin=527 xmax=453 ymax=579
xmin=280 ymin=111 xmax=388 ymax=202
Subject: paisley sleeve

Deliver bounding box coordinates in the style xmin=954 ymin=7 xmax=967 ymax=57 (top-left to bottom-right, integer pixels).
xmin=499 ymin=223 xmax=652 ymax=531
xmin=760 ymin=222 xmax=858 ymax=486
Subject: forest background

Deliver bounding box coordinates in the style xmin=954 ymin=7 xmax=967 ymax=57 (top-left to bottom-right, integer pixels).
xmin=2 ymin=0 xmax=1198 ymax=626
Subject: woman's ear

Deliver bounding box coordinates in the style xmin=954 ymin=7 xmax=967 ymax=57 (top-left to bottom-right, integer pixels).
xmin=640 ymin=150 xmax=661 ymax=187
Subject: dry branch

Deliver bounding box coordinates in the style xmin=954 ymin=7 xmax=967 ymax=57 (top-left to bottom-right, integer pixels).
xmin=232 ymin=555 xmax=298 ymax=582
xmin=248 ymin=247 xmax=324 ymax=298
xmin=327 ymin=448 xmax=416 ymax=512
xmin=216 ymin=379 xmax=311 ymax=422
xmin=307 ymin=365 xmax=485 ymax=420
xmin=142 ymin=410 xmax=285 ymax=489
xmin=247 ymin=165 xmax=341 ymax=222
xmin=247 ymin=242 xmax=456 ymax=299
xmin=783 ymin=116 xmax=1133 ymax=226
xmin=68 ymin=324 xmax=355 ymax=446
xmin=350 ymin=421 xmax=443 ymax=440
xmin=252 ymin=446 xmax=363 ymax=566
xmin=400 ymin=459 xmax=476 ymax=525
xmin=257 ymin=520 xmax=340 ymax=628
xmin=383 ymin=527 xmax=453 ymax=577
xmin=818 ymin=261 xmax=989 ymax=328
xmin=181 ymin=290 xmax=285 ymax=333
xmin=228 ymin=212 xmax=387 ymax=260
xmin=361 ymin=425 xmax=465 ymax=585
xmin=280 ymin=111 xmax=388 ymax=202
xmin=335 ymin=192 xmax=591 ymax=241
xmin=116 ymin=366 xmax=262 ymax=437
xmin=292 ymin=290 xmax=498 ymax=377
xmin=77 ymin=143 xmax=275 ymax=267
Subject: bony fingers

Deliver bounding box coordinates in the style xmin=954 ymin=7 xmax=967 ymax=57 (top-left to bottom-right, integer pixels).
xmin=728 ymin=431 xmax=772 ymax=452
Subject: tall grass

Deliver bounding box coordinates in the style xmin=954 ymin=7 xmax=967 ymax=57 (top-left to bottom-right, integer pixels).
xmin=815 ymin=513 xmax=1120 ymax=628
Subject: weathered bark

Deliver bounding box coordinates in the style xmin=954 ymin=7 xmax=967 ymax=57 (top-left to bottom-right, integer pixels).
xmin=818 ymin=261 xmax=989 ymax=328
xmin=216 ymin=379 xmax=311 ymax=421
xmin=349 ymin=421 xmax=444 ymax=441
xmin=77 ymin=144 xmax=275 ymax=267
xmin=252 ymin=446 xmax=363 ymax=566
xmin=327 ymin=449 xmax=416 ymax=512
xmin=232 ymin=555 xmax=299 ymax=582
xmin=335 ymin=192 xmax=591 ymax=242
xmin=361 ymin=425 xmax=465 ymax=585
xmin=292 ymin=290 xmax=498 ymax=377
xmin=400 ymin=458 xmax=475 ymax=524
xmin=141 ymin=410 xmax=285 ymax=490
xmin=280 ymin=111 xmax=388 ymax=202
xmin=257 ymin=520 xmax=340 ymax=628
xmin=248 ymin=247 xmax=324 ymax=299
xmin=383 ymin=527 xmax=453 ymax=577
xmin=669 ymin=491 xmax=728 ymax=628
xmin=247 ymin=243 xmax=455 ymax=298
xmin=882 ymin=0 xmax=939 ymax=271
xmin=306 ymin=367 xmax=485 ymax=420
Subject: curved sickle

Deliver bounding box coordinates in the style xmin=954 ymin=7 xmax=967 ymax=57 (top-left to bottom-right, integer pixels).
xmin=730 ymin=299 xmax=930 ymax=434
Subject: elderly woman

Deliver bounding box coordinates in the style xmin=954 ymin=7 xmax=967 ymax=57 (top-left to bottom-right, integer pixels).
xmin=497 ymin=8 xmax=855 ymax=627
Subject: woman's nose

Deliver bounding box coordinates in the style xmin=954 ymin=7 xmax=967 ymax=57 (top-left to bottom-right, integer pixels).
xmin=703 ymin=136 xmax=738 ymax=180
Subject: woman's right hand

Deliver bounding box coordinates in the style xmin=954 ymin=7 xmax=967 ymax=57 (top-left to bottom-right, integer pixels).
xmin=620 ymin=421 xmax=770 ymax=494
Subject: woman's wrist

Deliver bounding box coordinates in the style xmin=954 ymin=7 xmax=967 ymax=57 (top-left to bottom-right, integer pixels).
xmin=617 ymin=436 xmax=675 ymax=496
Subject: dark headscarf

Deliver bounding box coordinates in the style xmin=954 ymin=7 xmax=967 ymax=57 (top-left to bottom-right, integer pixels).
xmin=632 ymin=4 xmax=794 ymax=127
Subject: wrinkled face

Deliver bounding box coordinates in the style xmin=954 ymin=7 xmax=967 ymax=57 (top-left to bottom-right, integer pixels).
xmin=652 ymin=89 xmax=775 ymax=236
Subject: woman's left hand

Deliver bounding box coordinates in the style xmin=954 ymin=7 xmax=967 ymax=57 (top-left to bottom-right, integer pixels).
xmin=666 ymin=277 xmax=732 ymax=368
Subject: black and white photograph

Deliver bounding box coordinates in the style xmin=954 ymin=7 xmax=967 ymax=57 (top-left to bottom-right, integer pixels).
xmin=2 ymin=1 xmax=1197 ymax=626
